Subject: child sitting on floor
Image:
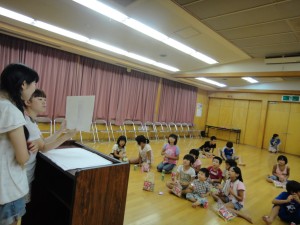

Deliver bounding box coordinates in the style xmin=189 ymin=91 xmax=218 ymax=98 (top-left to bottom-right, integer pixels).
xmin=189 ymin=149 xmax=202 ymax=176
xmin=166 ymin=154 xmax=195 ymax=196
xmin=266 ymin=155 xmax=290 ymax=184
xmin=262 ymin=180 xmax=300 ymax=224
xmin=212 ymin=166 xmax=252 ymax=223
xmin=207 ymin=156 xmax=223 ymax=186
xmin=186 ymin=168 xmax=210 ymax=208
xmin=221 ymin=141 xmax=245 ymax=166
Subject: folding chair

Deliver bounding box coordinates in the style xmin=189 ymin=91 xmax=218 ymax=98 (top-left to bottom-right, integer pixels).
xmin=134 ymin=121 xmax=147 ymax=137
xmin=94 ymin=119 xmax=111 ymax=142
xmin=109 ymin=120 xmax=125 ymax=142
xmin=123 ymin=120 xmax=136 ymax=139
xmin=79 ymin=123 xmax=96 ymax=143
xmin=168 ymin=122 xmax=179 ymax=138
xmin=144 ymin=121 xmax=158 ymax=140
xmin=35 ymin=116 xmax=52 ymax=137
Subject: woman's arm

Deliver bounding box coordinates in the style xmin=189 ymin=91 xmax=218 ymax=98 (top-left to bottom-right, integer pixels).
xmin=8 ymin=127 xmax=29 ymax=165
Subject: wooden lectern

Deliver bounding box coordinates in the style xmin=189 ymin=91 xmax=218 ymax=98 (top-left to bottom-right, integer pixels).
xmin=21 ymin=141 xmax=130 ymax=225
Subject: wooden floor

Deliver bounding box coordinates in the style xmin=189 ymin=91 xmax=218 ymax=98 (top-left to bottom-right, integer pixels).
xmin=86 ymin=137 xmax=299 ymax=224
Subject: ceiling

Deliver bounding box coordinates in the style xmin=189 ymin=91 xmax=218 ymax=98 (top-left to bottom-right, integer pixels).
xmin=0 ymin=0 xmax=300 ymax=92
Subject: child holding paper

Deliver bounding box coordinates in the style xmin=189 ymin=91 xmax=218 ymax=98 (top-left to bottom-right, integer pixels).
xmin=23 ymin=89 xmax=76 ymax=202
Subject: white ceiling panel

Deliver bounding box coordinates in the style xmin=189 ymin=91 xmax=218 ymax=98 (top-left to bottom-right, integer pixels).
xmin=1 ymin=0 xmax=300 ymax=91
xmin=219 ymin=21 xmax=291 ymax=39
xmin=231 ymin=33 xmax=298 ymax=48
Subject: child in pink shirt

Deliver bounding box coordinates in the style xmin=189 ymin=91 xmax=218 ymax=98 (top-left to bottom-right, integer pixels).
xmin=189 ymin=149 xmax=202 ymax=176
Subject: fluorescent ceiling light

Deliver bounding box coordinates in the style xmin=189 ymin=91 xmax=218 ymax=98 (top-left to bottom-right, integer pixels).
xmin=195 ymin=78 xmax=226 ymax=87
xmin=88 ymin=39 xmax=128 ymax=55
xmin=123 ymin=18 xmax=168 ymax=41
xmin=0 ymin=6 xmax=34 ymax=24
xmin=162 ymin=38 xmax=195 ymax=55
xmin=89 ymin=40 xmax=179 ymax=72
xmin=242 ymin=77 xmax=258 ymax=83
xmin=33 ymin=21 xmax=89 ymax=42
xmin=191 ymin=52 xmax=218 ymax=64
xmin=72 ymin=0 xmax=218 ymax=65
xmin=0 ymin=6 xmax=178 ymax=72
xmin=72 ymin=0 xmax=128 ymax=22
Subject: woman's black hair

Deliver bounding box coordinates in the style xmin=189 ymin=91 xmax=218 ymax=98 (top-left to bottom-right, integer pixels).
xmin=168 ymin=133 xmax=178 ymax=145
xmin=277 ymin=155 xmax=288 ymax=164
xmin=189 ymin=149 xmax=199 ymax=159
xmin=135 ymin=135 xmax=149 ymax=145
xmin=231 ymin=166 xmax=243 ymax=182
xmin=1 ymin=64 xmax=39 ymax=114
xmin=117 ymin=135 xmax=127 ymax=147
xmin=226 ymin=141 xmax=233 ymax=148
xmin=272 ymin=133 xmax=279 ymax=138
xmin=1 ymin=63 xmax=39 ymax=140
xmin=210 ymin=136 xmax=216 ymax=141
xmin=183 ymin=154 xmax=195 ymax=165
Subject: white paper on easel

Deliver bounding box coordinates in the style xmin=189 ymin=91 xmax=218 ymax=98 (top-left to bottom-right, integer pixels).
xmin=66 ymin=96 xmax=95 ymax=132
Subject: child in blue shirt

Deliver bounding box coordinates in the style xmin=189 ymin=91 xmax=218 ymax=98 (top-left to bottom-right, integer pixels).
xmin=221 ymin=141 xmax=245 ymax=166
xmin=262 ymin=180 xmax=300 ymax=224
xmin=269 ymin=134 xmax=281 ymax=153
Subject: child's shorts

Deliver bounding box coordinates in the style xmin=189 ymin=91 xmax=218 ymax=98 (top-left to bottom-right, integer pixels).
xmin=186 ymin=193 xmax=208 ymax=204
xmin=0 ymin=197 xmax=26 ymax=225
xmin=268 ymin=175 xmax=279 ymax=181
xmin=224 ymin=196 xmax=243 ymax=211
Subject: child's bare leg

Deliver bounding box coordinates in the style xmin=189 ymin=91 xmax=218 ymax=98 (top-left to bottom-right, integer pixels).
xmin=226 ymin=203 xmax=253 ymax=224
xmin=182 ymin=188 xmax=192 ymax=194
xmin=262 ymin=205 xmax=280 ymax=225
xmin=166 ymin=181 xmax=174 ymax=189
xmin=188 ymin=197 xmax=196 ymax=202
xmin=211 ymin=193 xmax=226 ymax=203
xmin=192 ymin=200 xmax=200 ymax=208
xmin=266 ymin=176 xmax=274 ymax=183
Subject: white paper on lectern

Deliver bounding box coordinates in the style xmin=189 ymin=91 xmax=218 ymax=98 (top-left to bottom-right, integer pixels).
xmin=66 ymin=96 xmax=95 ymax=132
xmin=42 ymin=148 xmax=112 ymax=171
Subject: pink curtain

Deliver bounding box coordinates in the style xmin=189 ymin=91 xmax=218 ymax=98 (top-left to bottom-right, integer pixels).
xmin=78 ymin=57 xmax=160 ymax=125
xmin=158 ymin=79 xmax=197 ymax=123
xmin=1 ymin=34 xmax=196 ymax=124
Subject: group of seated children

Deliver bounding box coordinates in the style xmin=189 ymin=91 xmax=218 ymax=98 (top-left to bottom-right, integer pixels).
xmin=163 ymin=152 xmax=252 ymax=223
xmin=111 ymin=132 xmax=298 ymax=224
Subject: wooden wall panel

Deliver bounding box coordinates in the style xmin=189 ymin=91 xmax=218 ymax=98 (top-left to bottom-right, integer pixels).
xmin=244 ymin=101 xmax=262 ymax=146
xmin=285 ymin=104 xmax=300 ymax=156
xmin=231 ymin=100 xmax=249 ymax=143
xmin=217 ymin=99 xmax=234 ymax=140
xmin=263 ymin=102 xmax=290 ymax=152
xmin=193 ymin=89 xmax=209 ymax=131
xmin=206 ymin=98 xmax=220 ymax=126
